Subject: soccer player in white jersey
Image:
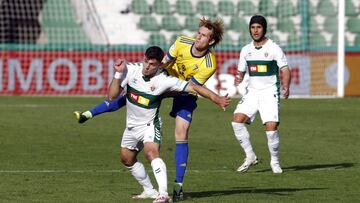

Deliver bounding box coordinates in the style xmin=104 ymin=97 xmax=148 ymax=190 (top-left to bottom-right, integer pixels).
xmin=232 ymin=15 xmax=291 ymax=174
xmin=108 ymin=46 xmax=230 ymax=203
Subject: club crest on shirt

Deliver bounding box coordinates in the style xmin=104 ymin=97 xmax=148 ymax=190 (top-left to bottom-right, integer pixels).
xmin=150 ymin=85 xmax=156 ymax=91
xmin=264 ymin=52 xmax=269 ymax=57
xmin=192 ymin=65 xmax=199 ymax=71
xmin=132 ymin=78 xmax=137 ymax=84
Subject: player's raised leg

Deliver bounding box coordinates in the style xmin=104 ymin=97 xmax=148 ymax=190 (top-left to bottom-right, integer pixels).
xmin=74 ymin=95 xmax=126 ymax=123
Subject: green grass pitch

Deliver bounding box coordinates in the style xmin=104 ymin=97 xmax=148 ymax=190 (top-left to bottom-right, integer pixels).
xmin=0 ymin=96 xmax=359 ymax=202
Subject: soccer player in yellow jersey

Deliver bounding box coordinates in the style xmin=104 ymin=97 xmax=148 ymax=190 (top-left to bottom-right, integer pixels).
xmin=74 ymin=17 xmax=225 ymax=202
xmin=160 ymin=18 xmax=224 ymax=201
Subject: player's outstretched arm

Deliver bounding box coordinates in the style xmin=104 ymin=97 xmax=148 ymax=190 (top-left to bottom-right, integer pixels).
xmin=108 ymin=59 xmax=127 ymax=101
xmin=281 ymin=66 xmax=291 ymax=99
xmin=186 ymin=81 xmax=230 ymax=111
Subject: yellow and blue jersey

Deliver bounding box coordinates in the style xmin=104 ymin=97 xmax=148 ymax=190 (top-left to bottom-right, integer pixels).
xmin=165 ymin=36 xmax=216 ymax=85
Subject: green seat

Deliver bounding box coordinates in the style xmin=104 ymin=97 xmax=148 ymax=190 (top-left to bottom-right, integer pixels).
xmin=162 ymin=16 xmax=182 ymax=31
xmin=269 ymin=34 xmax=280 ymax=45
xmin=196 ymin=0 xmax=217 ymax=17
xmin=154 ymin=0 xmax=171 ymax=15
xmin=347 ymin=17 xmax=360 ymax=33
xmin=238 ymin=34 xmax=252 ymax=47
xmin=287 ymin=35 xmax=302 ymax=46
xmin=277 ymin=18 xmax=296 ymax=33
xmin=323 ymin=17 xmax=337 ymax=34
xmin=138 ymin=16 xmax=159 ymax=31
xmin=353 ymin=34 xmax=360 ymax=46
xmin=218 ymin=0 xmax=236 ymax=16
xmin=131 ymin=0 xmax=151 ymax=15
xmin=298 ymin=1 xmax=317 ymax=16
xmin=176 ymin=0 xmax=194 ymax=15
xmin=317 ymin=0 xmax=337 ymax=17
xmin=259 ymin=0 xmax=276 ymax=16
xmin=309 ymin=34 xmax=327 ymax=48
xmin=346 ymin=0 xmax=358 ymax=16
xmin=238 ymin=1 xmax=257 ymax=15
xmin=309 ymin=17 xmax=320 ymax=33
xmin=229 ymin=17 xmax=248 ymax=34
xmin=148 ymin=33 xmax=167 ymax=45
xmin=276 ymin=0 xmax=297 ymax=17
xmin=221 ymin=33 xmax=234 ymax=46
xmin=185 ymin=16 xmax=199 ymax=31
xmin=170 ymin=34 xmax=182 ymax=44
xmin=330 ymin=34 xmax=350 ymax=46
xmin=42 ymin=0 xmax=89 ymax=44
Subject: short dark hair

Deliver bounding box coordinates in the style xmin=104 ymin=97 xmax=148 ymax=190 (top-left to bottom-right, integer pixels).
xmin=249 ymin=15 xmax=267 ymax=35
xmin=145 ymin=46 xmax=164 ymax=62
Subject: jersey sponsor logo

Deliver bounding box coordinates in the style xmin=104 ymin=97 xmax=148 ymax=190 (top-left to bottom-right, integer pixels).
xmin=249 ymin=65 xmax=268 ymax=73
xmin=130 ymin=92 xmax=150 ymax=106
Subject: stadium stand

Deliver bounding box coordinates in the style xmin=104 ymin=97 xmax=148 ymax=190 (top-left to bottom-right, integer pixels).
xmin=139 ymin=15 xmax=160 ymax=31
xmin=276 ymin=0 xmax=297 ymax=17
xmin=196 ymin=0 xmax=217 ymax=17
xmin=0 ymin=0 xmax=43 ymax=43
xmin=259 ymin=0 xmax=276 ymax=16
xmin=346 ymin=17 xmax=360 ymax=33
xmin=154 ymin=0 xmax=172 ymax=15
xmin=176 ymin=0 xmax=194 ymax=16
xmin=317 ymin=0 xmax=337 ymax=17
xmin=42 ymin=0 xmax=89 ymax=44
xmin=218 ymin=0 xmax=236 ymax=16
xmin=131 ymin=0 xmax=151 ymax=15
xmin=238 ymin=1 xmax=257 ymax=16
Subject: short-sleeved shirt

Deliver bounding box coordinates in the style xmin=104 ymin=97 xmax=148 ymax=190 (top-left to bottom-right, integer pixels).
xmin=121 ymin=63 xmax=189 ymax=128
xmin=165 ymin=36 xmax=216 ymax=85
xmin=237 ymin=39 xmax=288 ymax=93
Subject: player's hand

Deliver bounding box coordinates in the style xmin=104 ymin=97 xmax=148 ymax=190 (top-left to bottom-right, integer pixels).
xmin=234 ymin=74 xmax=243 ymax=86
xmin=282 ymin=86 xmax=290 ymax=99
xmin=114 ymin=58 xmax=127 ymax=73
xmin=217 ymin=93 xmax=231 ymax=111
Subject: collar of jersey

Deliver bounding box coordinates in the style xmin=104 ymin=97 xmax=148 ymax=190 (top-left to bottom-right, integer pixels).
xmin=190 ymin=43 xmax=209 ymax=58
xmin=142 ymin=75 xmax=151 ymax=82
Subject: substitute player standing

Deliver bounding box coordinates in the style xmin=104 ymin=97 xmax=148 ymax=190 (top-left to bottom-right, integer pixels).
xmin=232 ymin=15 xmax=291 ymax=174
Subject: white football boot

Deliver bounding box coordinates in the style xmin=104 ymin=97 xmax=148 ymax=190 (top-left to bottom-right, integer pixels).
xmin=132 ymin=189 xmax=159 ymax=199
xmin=237 ymin=156 xmax=259 ymax=172
xmin=270 ymin=161 xmax=283 ymax=174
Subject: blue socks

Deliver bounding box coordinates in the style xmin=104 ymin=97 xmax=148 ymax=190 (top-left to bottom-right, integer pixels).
xmin=90 ymin=95 xmax=126 ymax=116
xmin=175 ymin=141 xmax=189 ymax=183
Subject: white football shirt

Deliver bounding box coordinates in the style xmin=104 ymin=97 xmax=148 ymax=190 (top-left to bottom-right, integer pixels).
xmin=121 ymin=63 xmax=188 ymax=128
xmin=237 ymin=39 xmax=289 ymax=93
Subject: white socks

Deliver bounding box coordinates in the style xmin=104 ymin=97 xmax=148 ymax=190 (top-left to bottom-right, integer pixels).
xmin=266 ymin=131 xmax=280 ymax=163
xmin=127 ymin=161 xmax=154 ymax=193
xmin=151 ymin=158 xmax=168 ymax=196
xmin=232 ymin=122 xmax=256 ymax=160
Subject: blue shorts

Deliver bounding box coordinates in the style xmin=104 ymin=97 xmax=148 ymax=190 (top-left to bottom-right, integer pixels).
xmin=169 ymin=94 xmax=197 ymax=123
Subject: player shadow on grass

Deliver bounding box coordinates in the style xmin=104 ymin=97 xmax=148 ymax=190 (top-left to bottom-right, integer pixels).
xmin=185 ymin=187 xmax=326 ymax=199
xmin=255 ymin=162 xmax=354 ymax=173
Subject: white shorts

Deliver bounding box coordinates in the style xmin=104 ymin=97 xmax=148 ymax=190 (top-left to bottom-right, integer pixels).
xmin=121 ymin=122 xmax=162 ymax=151
xmin=234 ymin=89 xmax=280 ymax=124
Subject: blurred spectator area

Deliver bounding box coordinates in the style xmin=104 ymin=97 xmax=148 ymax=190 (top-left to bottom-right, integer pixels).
xmin=1 ymin=0 xmax=360 ymax=47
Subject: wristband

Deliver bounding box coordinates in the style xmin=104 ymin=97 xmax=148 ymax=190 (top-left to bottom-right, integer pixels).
xmin=114 ymin=72 xmax=123 ymax=79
